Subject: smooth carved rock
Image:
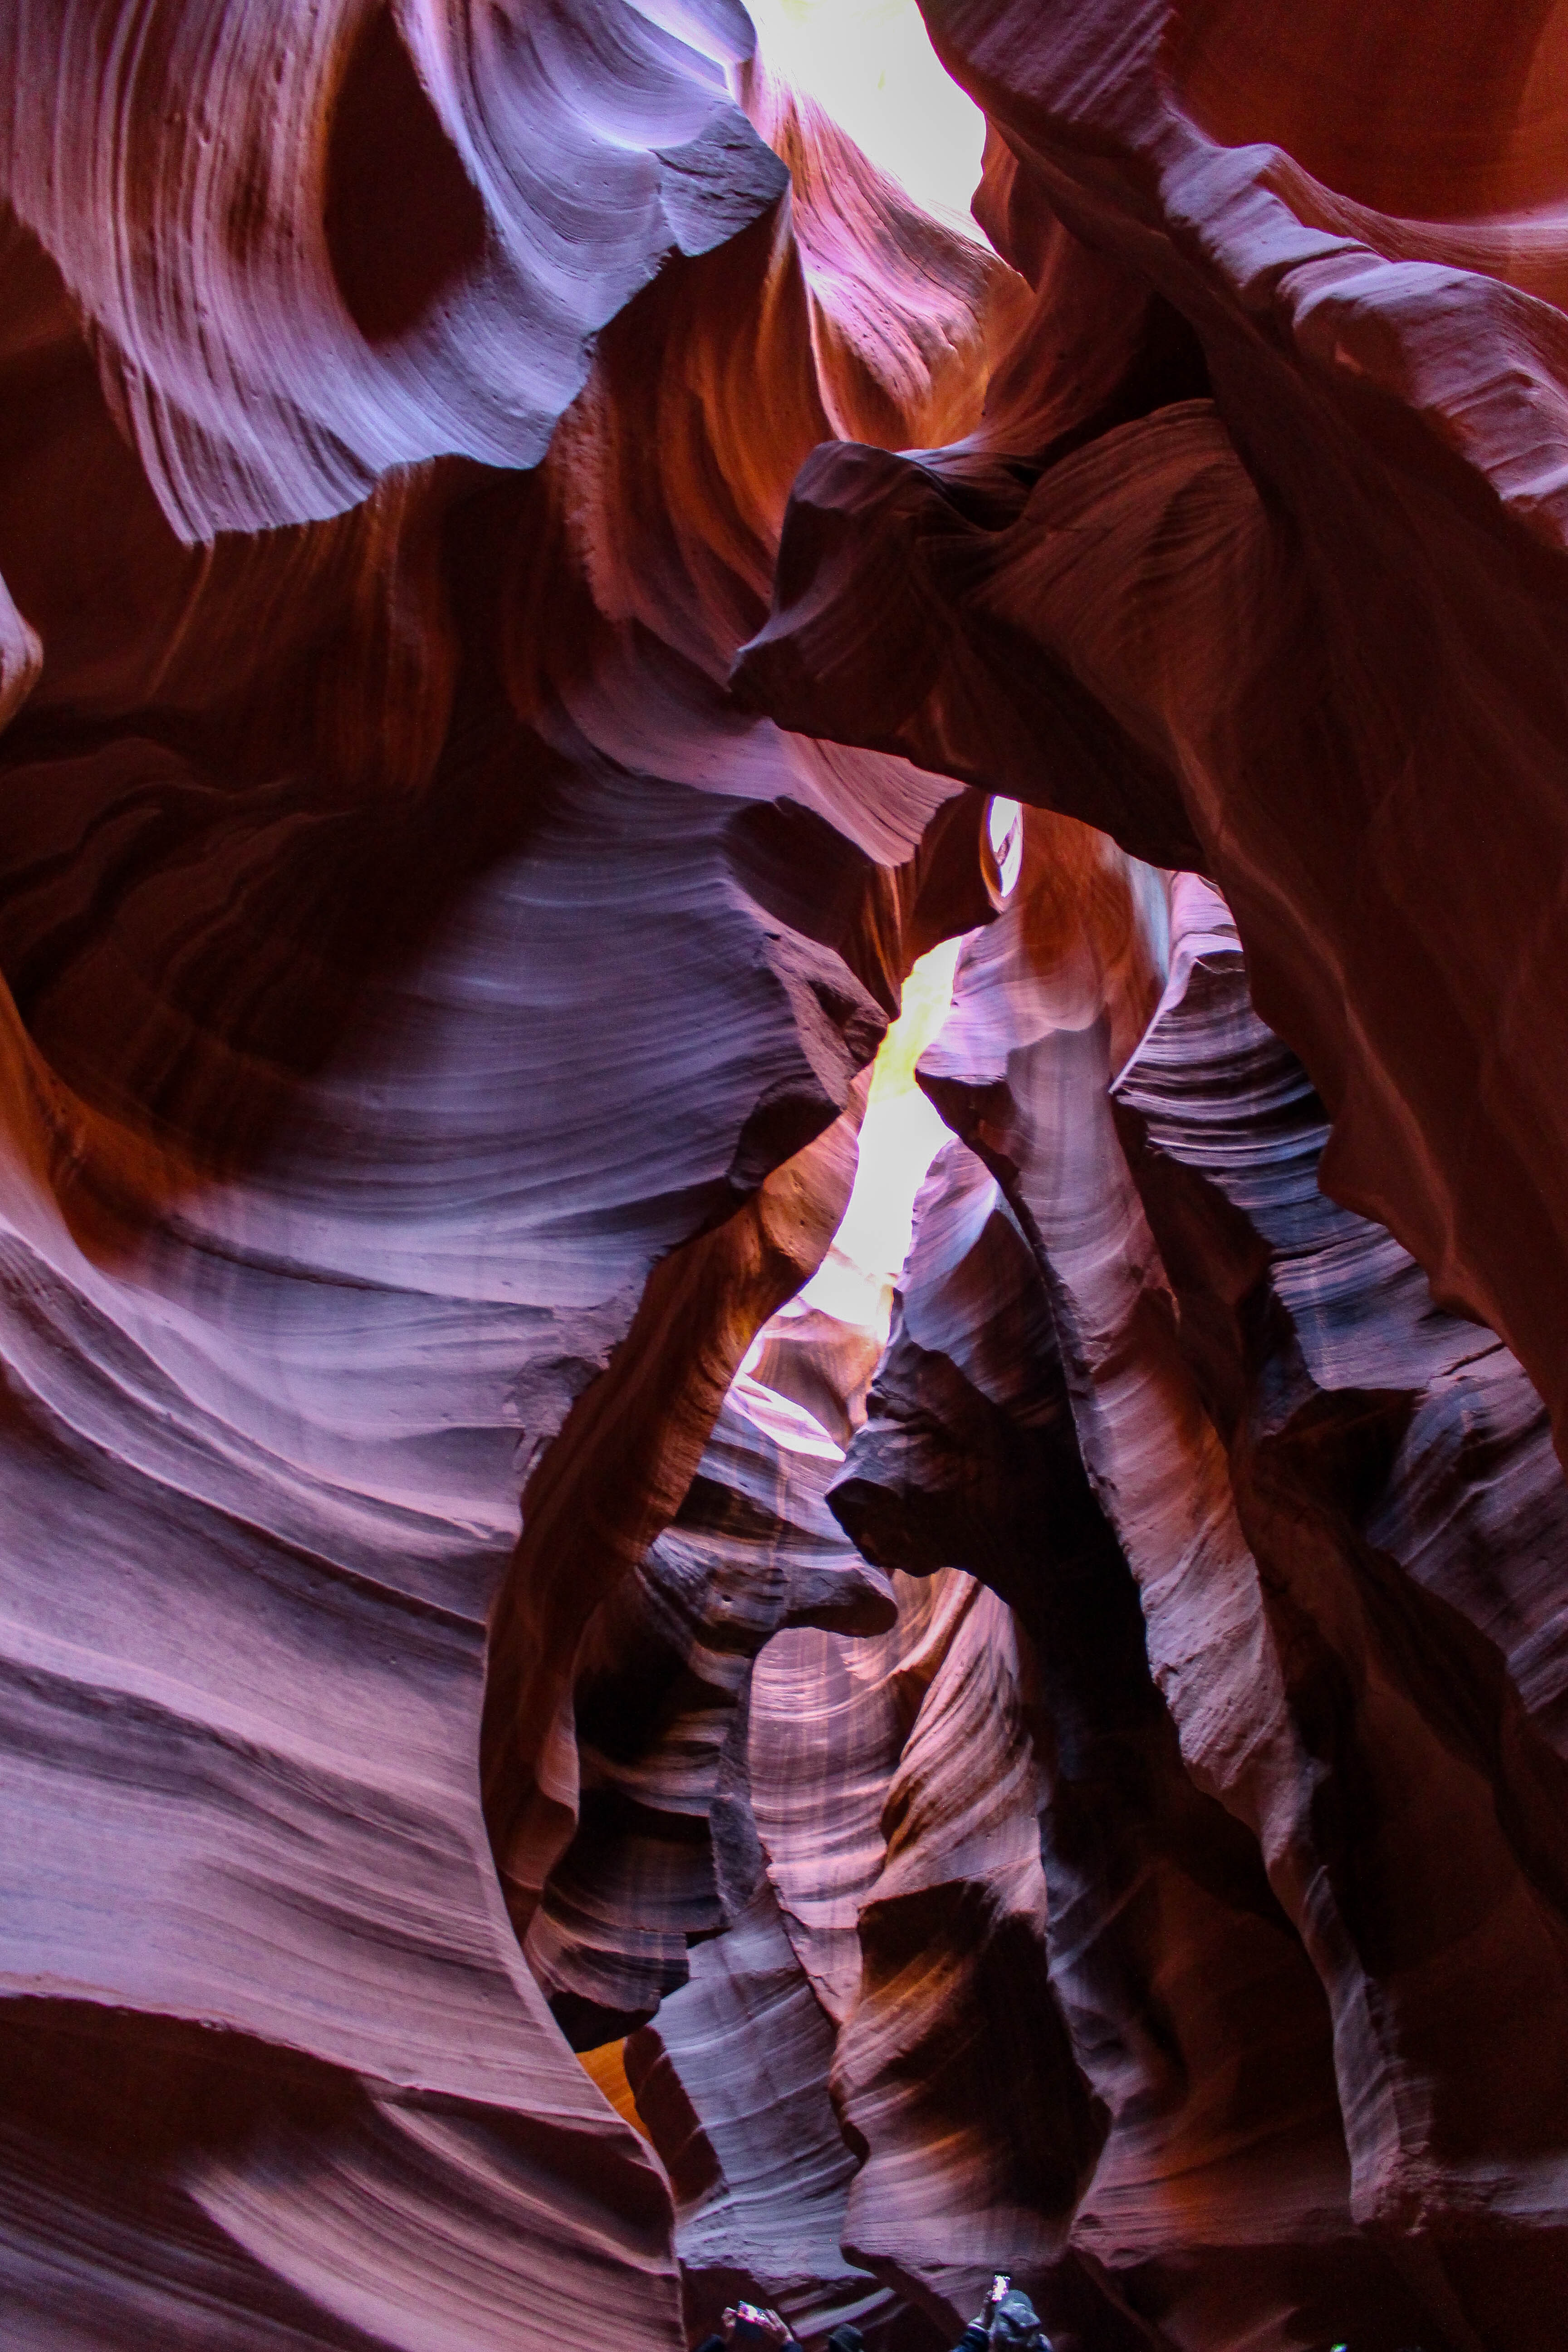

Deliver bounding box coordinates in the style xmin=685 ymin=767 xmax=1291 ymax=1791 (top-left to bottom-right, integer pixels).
xmin=0 ymin=0 xmax=788 ymax=538
xmin=750 ymin=1304 xmax=884 ymax=1449
xmin=3 ymin=3 xmax=1568 ymax=2347
xmin=735 ymin=0 xmax=1568 ymax=1479
xmin=1111 ymin=877 xmax=1568 ymax=1766
xmin=1108 ymin=881 xmax=1568 ymax=2282
xmin=528 ymin=1372 xmax=895 ymax=2048
xmin=0 ymin=20 xmax=1002 ymax=2345
xmin=628 ymin=1876 xmax=896 ymax=2350
xmin=834 ymin=1142 xmax=1361 ymax=2349
xmin=750 ymin=1560 xmax=1099 ymax=2334
xmin=830 ymin=818 xmax=1568 ymax=2344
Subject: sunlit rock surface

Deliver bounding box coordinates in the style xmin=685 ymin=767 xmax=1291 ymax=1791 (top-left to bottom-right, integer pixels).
xmin=2 ymin=4 xmax=1568 ymax=2351
xmin=832 ymin=834 xmax=1568 ymax=2344
xmin=737 ymin=0 xmax=1568 ymax=1478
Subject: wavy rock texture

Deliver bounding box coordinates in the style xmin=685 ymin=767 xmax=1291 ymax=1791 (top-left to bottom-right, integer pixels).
xmin=0 ymin=9 xmax=1003 ymax=2346
xmin=734 ymin=0 xmax=1568 ymax=1475
xmin=528 ymin=1372 xmax=896 ymax=2048
xmin=0 ymin=0 xmax=784 ymax=537
xmin=549 ymin=1375 xmax=907 ymax=2343
xmin=4 ymin=5 xmax=1568 ymax=2352
xmin=831 ymin=827 xmax=1568 ymax=2347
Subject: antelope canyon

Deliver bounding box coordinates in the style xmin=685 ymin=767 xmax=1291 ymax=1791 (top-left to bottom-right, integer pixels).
xmin=1 ymin=4 xmax=1565 ymax=2349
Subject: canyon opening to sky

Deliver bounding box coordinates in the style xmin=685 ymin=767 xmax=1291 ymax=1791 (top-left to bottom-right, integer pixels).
xmin=3 ymin=5 xmax=1568 ymax=2352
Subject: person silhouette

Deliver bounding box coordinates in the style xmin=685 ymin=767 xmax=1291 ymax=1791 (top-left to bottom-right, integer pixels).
xmin=692 ymin=2308 xmax=802 ymax=2352
xmin=951 ymin=2287 xmax=1051 ymax=2352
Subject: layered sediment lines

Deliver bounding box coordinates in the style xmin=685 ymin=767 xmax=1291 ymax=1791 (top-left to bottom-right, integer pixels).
xmin=830 ymin=834 xmax=1568 ymax=2344
xmin=605 ymin=815 xmax=1568 ymax=2349
xmin=735 ymin=0 xmax=1568 ymax=1475
xmin=0 ymin=8 xmax=1000 ymax=2344
xmin=3 ymin=5 xmax=1568 ymax=2352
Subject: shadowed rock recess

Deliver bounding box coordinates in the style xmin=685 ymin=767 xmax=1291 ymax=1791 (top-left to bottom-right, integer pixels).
xmin=1 ymin=3 xmax=1566 ymax=2348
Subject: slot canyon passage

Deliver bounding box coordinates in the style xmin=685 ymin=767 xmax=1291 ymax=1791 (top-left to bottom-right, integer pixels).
xmin=10 ymin=0 xmax=1568 ymax=2345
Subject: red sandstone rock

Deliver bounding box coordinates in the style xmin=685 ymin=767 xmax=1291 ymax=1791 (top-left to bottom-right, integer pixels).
xmin=832 ymin=828 xmax=1568 ymax=2344
xmin=527 ymin=1370 xmax=895 ymax=2047
xmin=0 ymin=15 xmax=995 ymax=2344
xmin=3 ymin=4 xmax=1568 ymax=2349
xmin=735 ymin=0 xmax=1568 ymax=1479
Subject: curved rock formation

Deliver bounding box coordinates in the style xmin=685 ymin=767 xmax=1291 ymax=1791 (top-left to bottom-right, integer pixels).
xmin=4 ymin=4 xmax=1568 ymax=2350
xmin=1 ymin=0 xmax=786 ymax=537
xmin=830 ymin=834 xmax=1568 ymax=2345
xmin=0 ymin=11 xmax=1000 ymax=2344
xmin=528 ymin=1371 xmax=896 ymax=2049
xmin=735 ymin=0 xmax=1568 ymax=1473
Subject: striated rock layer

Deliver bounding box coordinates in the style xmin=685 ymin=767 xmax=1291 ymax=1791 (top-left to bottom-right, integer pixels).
xmin=0 ymin=8 xmax=999 ymax=2344
xmin=594 ymin=809 xmax=1568 ymax=2351
xmin=736 ymin=0 xmax=1568 ymax=1476
xmin=832 ymin=832 xmax=1568 ymax=2345
xmin=2 ymin=5 xmax=1568 ymax=2352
